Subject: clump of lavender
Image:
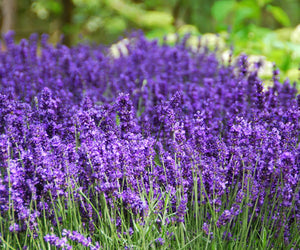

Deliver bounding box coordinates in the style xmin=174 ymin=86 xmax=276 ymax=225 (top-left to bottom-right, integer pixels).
xmin=0 ymin=31 xmax=299 ymax=249
xmin=44 ymin=234 xmax=72 ymax=249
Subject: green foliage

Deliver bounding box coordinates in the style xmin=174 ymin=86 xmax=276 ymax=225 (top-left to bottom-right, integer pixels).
xmin=210 ymin=0 xmax=299 ymax=81
xmin=29 ymin=0 xmax=176 ymax=44
xmin=1 ymin=162 xmax=299 ymax=249
xmin=211 ymin=0 xmax=292 ymax=32
xmin=12 ymin=0 xmax=300 ymax=80
xmin=266 ymin=5 xmax=291 ymax=26
xmin=211 ymin=0 xmax=235 ymax=23
xmin=31 ymin=0 xmax=62 ymax=19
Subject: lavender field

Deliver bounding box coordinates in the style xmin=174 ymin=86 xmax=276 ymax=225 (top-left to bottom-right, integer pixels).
xmin=0 ymin=31 xmax=299 ymax=249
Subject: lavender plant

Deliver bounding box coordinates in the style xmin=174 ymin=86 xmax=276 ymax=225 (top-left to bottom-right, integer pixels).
xmin=0 ymin=31 xmax=299 ymax=249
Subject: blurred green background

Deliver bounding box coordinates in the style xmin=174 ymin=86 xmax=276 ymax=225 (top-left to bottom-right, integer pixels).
xmin=1 ymin=0 xmax=300 ymax=81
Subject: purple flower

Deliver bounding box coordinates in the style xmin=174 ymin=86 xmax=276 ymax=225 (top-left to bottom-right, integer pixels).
xmin=155 ymin=237 xmax=165 ymax=245
xmin=0 ymin=31 xmax=298 ymax=246
xmin=9 ymin=223 xmax=20 ymax=232
xmin=62 ymin=229 xmax=92 ymax=247
xmin=202 ymin=223 xmax=210 ymax=235
xmin=217 ymin=210 xmax=232 ymax=227
xmin=44 ymin=234 xmax=70 ymax=249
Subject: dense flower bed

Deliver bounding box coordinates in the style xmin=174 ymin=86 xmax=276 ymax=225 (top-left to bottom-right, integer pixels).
xmin=0 ymin=31 xmax=299 ymax=248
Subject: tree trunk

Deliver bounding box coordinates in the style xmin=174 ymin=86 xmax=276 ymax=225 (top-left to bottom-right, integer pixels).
xmin=172 ymin=0 xmax=183 ymax=28
xmin=61 ymin=0 xmax=74 ymax=46
xmin=1 ymin=0 xmax=17 ymax=34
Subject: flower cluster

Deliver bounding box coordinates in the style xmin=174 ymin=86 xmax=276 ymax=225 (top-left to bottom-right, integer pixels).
xmin=0 ymin=31 xmax=299 ymax=245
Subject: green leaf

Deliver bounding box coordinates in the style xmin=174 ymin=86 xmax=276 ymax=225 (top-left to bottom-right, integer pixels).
xmin=234 ymin=3 xmax=260 ymax=28
xmin=146 ymin=27 xmax=175 ymax=40
xmin=105 ymin=17 xmax=127 ymax=34
xmin=178 ymin=24 xmax=199 ymax=35
xmin=267 ymin=5 xmax=291 ymax=26
xmin=257 ymin=0 xmax=273 ymax=7
xmin=45 ymin=0 xmax=62 ymax=15
xmin=116 ymin=113 xmax=120 ymax=126
xmin=154 ymin=154 xmax=162 ymax=167
xmin=211 ymin=0 xmax=235 ymax=22
xmin=140 ymin=11 xmax=174 ymax=28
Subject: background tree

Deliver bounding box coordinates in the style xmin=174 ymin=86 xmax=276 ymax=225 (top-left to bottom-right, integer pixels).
xmin=61 ymin=0 xmax=74 ymax=46
xmin=0 ymin=0 xmax=299 ymax=79
xmin=1 ymin=0 xmax=17 ymax=34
